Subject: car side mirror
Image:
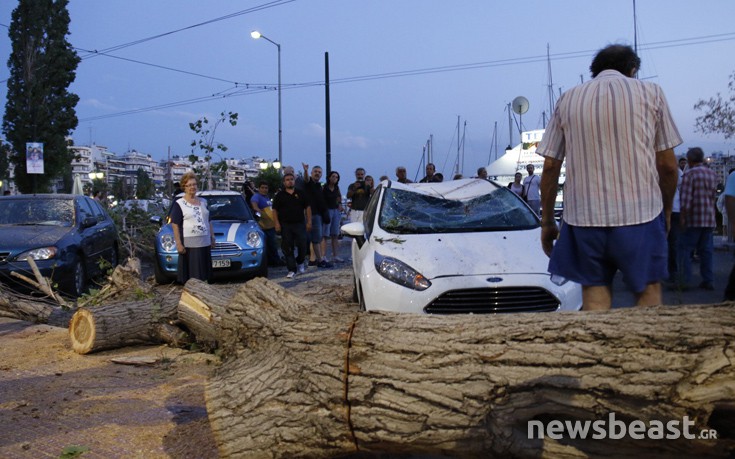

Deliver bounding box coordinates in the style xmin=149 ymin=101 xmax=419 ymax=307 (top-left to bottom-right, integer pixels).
xmin=149 ymin=215 xmax=162 ymax=227
xmin=80 ymin=217 xmax=97 ymax=229
xmin=340 ymin=222 xmax=366 ymax=248
xmin=254 ymin=211 xmax=261 ymax=221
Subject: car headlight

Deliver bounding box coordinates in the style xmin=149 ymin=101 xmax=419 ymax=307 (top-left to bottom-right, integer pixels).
xmin=246 ymin=231 xmax=263 ymax=248
xmin=160 ymin=234 xmax=177 ymax=252
xmin=374 ymin=252 xmax=431 ymax=291
xmin=16 ymin=247 xmax=57 ymax=261
xmin=550 ymin=274 xmax=569 ymax=286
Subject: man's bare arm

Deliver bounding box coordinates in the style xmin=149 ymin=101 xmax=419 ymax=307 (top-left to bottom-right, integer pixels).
xmin=655 ymin=148 xmax=678 ymax=230
xmin=540 ymin=157 xmax=563 ymax=257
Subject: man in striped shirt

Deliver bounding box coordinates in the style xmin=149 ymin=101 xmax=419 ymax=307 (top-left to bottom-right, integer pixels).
xmin=536 ymin=44 xmax=682 ymax=311
xmin=677 ymin=147 xmax=718 ymax=290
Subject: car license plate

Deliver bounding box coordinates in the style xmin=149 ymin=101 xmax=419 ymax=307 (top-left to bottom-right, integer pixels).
xmin=212 ymin=259 xmax=231 ymax=268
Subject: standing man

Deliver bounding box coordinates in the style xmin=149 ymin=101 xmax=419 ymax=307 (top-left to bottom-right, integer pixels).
xmin=250 ymin=180 xmax=282 ymax=267
xmin=396 ymin=166 xmax=413 ymax=184
xmin=537 ymin=44 xmax=682 ymax=310
xmin=723 ymin=169 xmax=735 ymax=300
xmin=272 ymin=172 xmax=312 ymax=279
xmin=677 ymin=147 xmax=718 ymax=290
xmin=522 ymin=164 xmax=541 ymax=216
xmin=302 ymin=163 xmax=332 ymax=268
xmin=346 ymin=167 xmax=370 ymax=223
xmin=419 ymin=163 xmax=436 ymax=183
xmin=667 ymin=157 xmax=688 ymax=281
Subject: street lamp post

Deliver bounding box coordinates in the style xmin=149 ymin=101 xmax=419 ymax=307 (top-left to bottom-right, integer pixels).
xmin=251 ymin=30 xmax=282 ymax=165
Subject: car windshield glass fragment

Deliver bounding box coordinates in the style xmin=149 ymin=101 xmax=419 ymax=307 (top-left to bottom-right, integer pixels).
xmin=378 ymin=187 xmax=538 ymax=234
xmin=208 ymin=196 xmax=251 ymax=221
xmin=0 ymin=199 xmax=74 ymax=226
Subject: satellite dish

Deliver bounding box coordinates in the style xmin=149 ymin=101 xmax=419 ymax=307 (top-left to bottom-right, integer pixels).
xmin=512 ymin=96 xmax=529 ymax=115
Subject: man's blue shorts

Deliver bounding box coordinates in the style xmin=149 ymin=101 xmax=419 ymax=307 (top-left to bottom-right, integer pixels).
xmin=548 ymin=213 xmax=668 ymax=293
xmin=309 ymin=214 xmax=323 ymax=242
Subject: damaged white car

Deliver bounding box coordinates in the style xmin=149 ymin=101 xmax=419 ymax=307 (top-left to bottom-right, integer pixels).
xmin=341 ymin=178 xmax=582 ymax=314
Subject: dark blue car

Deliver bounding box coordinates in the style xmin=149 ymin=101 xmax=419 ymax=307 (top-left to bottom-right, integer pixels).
xmin=0 ymin=194 xmax=119 ymax=297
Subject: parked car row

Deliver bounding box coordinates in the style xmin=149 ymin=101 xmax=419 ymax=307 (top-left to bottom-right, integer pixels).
xmin=0 ymin=185 xmax=580 ymax=318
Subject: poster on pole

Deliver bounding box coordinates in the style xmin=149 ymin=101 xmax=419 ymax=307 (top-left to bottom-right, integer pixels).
xmin=26 ymin=142 xmax=44 ymax=174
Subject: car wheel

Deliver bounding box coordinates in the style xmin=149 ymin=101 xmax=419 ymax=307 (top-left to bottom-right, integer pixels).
xmin=357 ymin=282 xmax=366 ymax=312
xmin=153 ymin=257 xmax=172 ymax=285
xmin=352 ymin=275 xmax=359 ymax=303
xmin=255 ymin=262 xmax=269 ymax=279
xmin=110 ymin=244 xmax=119 ymax=268
xmin=71 ymin=257 xmax=87 ymax=297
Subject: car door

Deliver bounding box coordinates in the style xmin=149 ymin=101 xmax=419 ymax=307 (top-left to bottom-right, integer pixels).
xmin=76 ymin=197 xmax=104 ymax=274
xmin=352 ymin=185 xmax=383 ymax=273
xmin=88 ymin=198 xmax=117 ymax=263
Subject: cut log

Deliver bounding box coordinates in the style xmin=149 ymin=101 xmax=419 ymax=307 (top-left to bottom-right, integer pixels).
xmin=177 ymin=279 xmax=234 ymax=350
xmin=68 ymin=299 xmax=181 ymax=354
xmin=204 ymin=277 xmax=735 ymax=458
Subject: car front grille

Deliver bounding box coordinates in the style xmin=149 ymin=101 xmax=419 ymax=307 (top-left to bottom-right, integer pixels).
xmin=215 ymin=241 xmax=240 ymax=251
xmin=424 ymin=287 xmax=560 ymax=314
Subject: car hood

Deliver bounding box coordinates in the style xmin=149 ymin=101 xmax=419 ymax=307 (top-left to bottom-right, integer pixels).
xmin=210 ymin=219 xmax=260 ymax=238
xmin=370 ymin=228 xmax=547 ymax=278
xmin=0 ymin=225 xmax=70 ymax=250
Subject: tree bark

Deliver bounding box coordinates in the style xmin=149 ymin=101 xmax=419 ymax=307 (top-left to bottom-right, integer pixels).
xmin=0 ymin=288 xmax=73 ymax=327
xmin=204 ymin=277 xmax=735 ymax=458
xmin=68 ymin=299 xmax=181 ymax=354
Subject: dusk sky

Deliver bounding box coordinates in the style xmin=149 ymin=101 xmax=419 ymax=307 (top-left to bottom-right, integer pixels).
xmin=1 ymin=1 xmax=734 ymax=182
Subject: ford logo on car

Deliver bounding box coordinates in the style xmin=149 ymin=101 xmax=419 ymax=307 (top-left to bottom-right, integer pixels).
xmin=486 ymin=277 xmax=503 ymax=283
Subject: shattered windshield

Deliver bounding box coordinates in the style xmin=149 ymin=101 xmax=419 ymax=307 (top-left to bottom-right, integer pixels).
xmin=378 ymin=186 xmax=538 ymax=234
xmin=0 ymin=199 xmax=74 ymax=226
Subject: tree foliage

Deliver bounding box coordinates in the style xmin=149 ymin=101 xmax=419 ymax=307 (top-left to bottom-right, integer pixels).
xmin=189 ymin=111 xmax=238 ymax=190
xmin=0 ymin=141 xmax=11 ymax=185
xmin=694 ymin=71 xmax=735 ymax=140
xmin=135 ymin=168 xmax=155 ymax=199
xmin=254 ymin=166 xmax=283 ymax=197
xmin=2 ymin=0 xmax=80 ymax=193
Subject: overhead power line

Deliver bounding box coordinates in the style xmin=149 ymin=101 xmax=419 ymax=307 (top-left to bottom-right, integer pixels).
xmin=67 ymin=31 xmax=732 ymax=122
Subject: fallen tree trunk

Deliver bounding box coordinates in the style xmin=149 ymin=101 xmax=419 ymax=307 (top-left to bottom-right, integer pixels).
xmin=0 ymin=288 xmax=74 ymax=327
xmin=68 ymin=298 xmax=185 ymax=354
xmin=203 ymin=277 xmax=735 ymax=458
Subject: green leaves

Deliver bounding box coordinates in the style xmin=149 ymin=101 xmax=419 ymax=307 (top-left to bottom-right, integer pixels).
xmin=188 ymin=111 xmax=238 ymax=190
xmin=2 ymin=0 xmax=80 ymax=193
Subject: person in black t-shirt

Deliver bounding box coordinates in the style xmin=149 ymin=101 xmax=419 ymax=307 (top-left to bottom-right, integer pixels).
xmin=272 ymin=173 xmax=312 ymax=278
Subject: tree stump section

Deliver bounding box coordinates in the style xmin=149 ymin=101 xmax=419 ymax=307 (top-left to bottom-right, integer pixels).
xmin=203 ymin=278 xmax=735 ymax=458
xmin=69 ymin=299 xmax=180 ymax=354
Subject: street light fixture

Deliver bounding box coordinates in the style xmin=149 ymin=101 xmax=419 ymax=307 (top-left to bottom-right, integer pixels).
xmin=251 ymin=30 xmax=282 ymax=165
xmin=88 ymin=171 xmax=104 ymax=180
xmin=259 ymin=160 xmax=281 ymax=170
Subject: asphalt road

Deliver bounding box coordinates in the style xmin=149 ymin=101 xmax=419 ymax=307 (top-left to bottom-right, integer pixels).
xmin=612 ymin=238 xmax=734 ymax=308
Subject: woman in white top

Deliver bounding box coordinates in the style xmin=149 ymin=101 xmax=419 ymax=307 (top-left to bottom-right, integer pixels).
xmin=170 ymin=172 xmax=215 ymax=283
xmin=508 ymin=172 xmax=524 ymax=196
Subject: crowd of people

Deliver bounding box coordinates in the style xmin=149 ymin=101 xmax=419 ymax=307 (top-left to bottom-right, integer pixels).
xmin=250 ymin=161 xmax=495 ymax=279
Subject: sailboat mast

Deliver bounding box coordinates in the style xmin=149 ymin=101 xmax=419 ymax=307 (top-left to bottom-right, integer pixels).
xmin=455 ymin=115 xmax=461 ymax=176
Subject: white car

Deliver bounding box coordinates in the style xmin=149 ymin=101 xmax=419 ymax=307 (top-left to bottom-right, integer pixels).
xmin=341 ymin=178 xmax=582 ymax=314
